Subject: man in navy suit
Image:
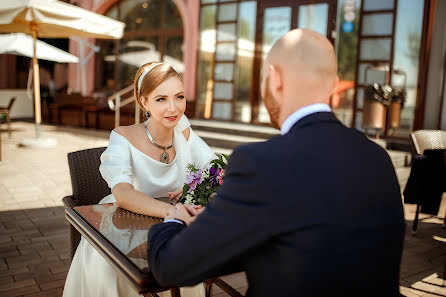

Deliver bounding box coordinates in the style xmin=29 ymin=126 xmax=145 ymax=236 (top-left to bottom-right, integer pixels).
xmin=148 ymin=29 xmax=405 ymax=297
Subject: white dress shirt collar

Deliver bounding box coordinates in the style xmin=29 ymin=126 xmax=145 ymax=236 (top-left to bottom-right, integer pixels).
xmin=280 ymin=103 xmax=331 ymax=135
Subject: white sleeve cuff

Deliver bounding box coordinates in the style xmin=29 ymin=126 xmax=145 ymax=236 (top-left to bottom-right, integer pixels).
xmin=111 ymin=175 xmax=133 ymax=190
xmin=163 ymin=219 xmax=184 ymax=225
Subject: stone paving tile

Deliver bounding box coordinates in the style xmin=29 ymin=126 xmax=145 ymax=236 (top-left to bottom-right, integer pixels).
xmin=0 ymin=267 xmax=29 ymax=278
xmin=38 ymin=279 xmax=66 ymax=291
xmin=0 ymin=276 xmax=13 ymax=285
xmin=22 ymin=287 xmax=64 ymax=297
xmin=13 ymin=273 xmax=35 ymax=282
xmin=0 ymin=285 xmax=41 ymax=297
xmin=0 ymin=279 xmax=37 ymax=293
xmin=411 ymin=281 xmax=446 ymax=296
xmin=0 ymin=261 xmax=7 ymax=272
xmin=1 ymin=121 xmax=446 ymax=296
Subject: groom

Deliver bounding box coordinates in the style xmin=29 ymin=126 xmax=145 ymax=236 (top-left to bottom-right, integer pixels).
xmin=148 ymin=29 xmax=405 ymax=296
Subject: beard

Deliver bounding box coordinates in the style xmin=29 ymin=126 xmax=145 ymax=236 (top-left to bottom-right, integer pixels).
xmin=263 ymin=77 xmax=281 ymax=130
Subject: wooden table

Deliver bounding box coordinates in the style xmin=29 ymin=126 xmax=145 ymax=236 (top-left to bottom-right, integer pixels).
xmin=65 ymin=203 xmax=243 ymax=297
xmin=65 ymin=203 xmax=176 ymax=297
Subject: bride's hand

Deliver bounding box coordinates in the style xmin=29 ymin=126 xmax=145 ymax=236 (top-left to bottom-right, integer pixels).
xmin=165 ymin=204 xmax=204 ymax=226
xmin=168 ymin=188 xmax=183 ymax=202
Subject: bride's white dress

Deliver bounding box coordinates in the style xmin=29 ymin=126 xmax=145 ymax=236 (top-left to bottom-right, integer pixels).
xmin=63 ymin=116 xmax=216 ymax=297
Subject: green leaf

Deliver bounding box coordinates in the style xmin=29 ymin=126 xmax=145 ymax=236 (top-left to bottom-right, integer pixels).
xmin=221 ymin=154 xmax=229 ymax=164
xmin=181 ymin=184 xmax=190 ymax=198
xmin=211 ymin=159 xmax=226 ymax=168
xmin=187 ymin=163 xmax=198 ymax=172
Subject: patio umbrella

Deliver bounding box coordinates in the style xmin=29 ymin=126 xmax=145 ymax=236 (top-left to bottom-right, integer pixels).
xmin=0 ymin=33 xmax=79 ymax=63
xmin=0 ymin=0 xmax=124 ymax=147
xmin=104 ymin=41 xmax=185 ymax=73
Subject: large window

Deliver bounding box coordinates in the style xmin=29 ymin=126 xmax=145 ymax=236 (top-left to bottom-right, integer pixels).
xmin=333 ymin=0 xmax=361 ymax=127
xmin=391 ymin=0 xmax=424 ymax=137
xmin=196 ymin=0 xmax=256 ymax=122
xmin=335 ymin=0 xmax=424 ymax=139
xmin=196 ymin=0 xmax=424 ymax=135
xmin=95 ymin=0 xmax=183 ymax=93
xmin=196 ymin=0 xmax=336 ymax=123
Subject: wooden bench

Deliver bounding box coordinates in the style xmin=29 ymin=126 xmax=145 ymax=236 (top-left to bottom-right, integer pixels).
xmin=45 ymin=94 xmax=139 ymax=129
xmin=47 ymin=94 xmax=92 ymax=127
xmin=0 ymin=97 xmax=16 ymax=137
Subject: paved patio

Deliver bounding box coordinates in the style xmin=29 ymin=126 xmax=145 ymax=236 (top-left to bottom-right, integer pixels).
xmin=0 ymin=121 xmax=445 ymax=297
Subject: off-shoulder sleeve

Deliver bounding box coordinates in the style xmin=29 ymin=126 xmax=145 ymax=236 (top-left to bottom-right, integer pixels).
xmin=174 ymin=115 xmax=191 ymax=133
xmin=99 ymin=131 xmax=133 ymax=190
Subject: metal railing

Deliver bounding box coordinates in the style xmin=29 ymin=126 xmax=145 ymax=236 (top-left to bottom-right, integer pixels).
xmin=107 ymin=84 xmax=140 ymax=127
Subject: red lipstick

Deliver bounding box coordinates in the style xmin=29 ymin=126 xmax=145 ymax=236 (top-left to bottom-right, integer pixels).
xmin=165 ymin=116 xmax=178 ymax=121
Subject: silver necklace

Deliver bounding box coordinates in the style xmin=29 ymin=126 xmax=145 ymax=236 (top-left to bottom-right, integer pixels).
xmin=144 ymin=122 xmax=173 ymax=164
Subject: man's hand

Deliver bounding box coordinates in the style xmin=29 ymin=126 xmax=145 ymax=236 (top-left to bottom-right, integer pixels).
xmin=165 ymin=203 xmax=205 ymax=226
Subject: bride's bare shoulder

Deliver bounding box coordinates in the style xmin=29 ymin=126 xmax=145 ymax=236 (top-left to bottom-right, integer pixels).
xmin=182 ymin=127 xmax=190 ymax=141
xmin=113 ymin=124 xmax=144 ymax=142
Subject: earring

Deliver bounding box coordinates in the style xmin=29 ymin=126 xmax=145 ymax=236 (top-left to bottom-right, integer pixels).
xmin=146 ymin=111 xmax=151 ymax=118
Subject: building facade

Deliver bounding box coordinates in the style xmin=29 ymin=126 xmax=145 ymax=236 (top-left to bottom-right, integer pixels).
xmin=1 ymin=0 xmax=445 ymax=141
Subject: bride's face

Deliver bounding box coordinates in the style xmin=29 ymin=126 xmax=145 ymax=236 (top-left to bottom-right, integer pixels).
xmin=142 ymin=76 xmax=186 ymax=129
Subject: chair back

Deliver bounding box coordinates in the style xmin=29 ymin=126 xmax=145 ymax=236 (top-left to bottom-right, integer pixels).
xmin=7 ymin=97 xmax=16 ymax=111
xmin=411 ymin=130 xmax=446 ymax=155
xmin=67 ymin=147 xmax=111 ymax=206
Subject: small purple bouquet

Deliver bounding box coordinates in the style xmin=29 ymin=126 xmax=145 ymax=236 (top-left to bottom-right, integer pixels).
xmin=180 ymin=154 xmax=228 ymax=206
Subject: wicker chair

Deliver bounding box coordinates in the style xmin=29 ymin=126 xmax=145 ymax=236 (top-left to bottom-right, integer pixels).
xmin=0 ymin=97 xmax=16 ymax=137
xmin=404 ymin=130 xmax=446 ymax=233
xmin=411 ymin=130 xmax=446 ymax=155
xmin=62 ymin=147 xmax=110 ymax=260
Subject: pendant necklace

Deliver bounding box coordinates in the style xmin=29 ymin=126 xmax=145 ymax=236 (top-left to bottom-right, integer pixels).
xmin=144 ymin=122 xmax=173 ymax=164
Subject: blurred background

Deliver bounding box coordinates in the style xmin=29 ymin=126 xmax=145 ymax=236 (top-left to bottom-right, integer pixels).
xmin=0 ymin=0 xmax=445 ymax=148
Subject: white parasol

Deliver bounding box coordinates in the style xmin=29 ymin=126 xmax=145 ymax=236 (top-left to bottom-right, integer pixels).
xmin=0 ymin=33 xmax=79 ymax=63
xmin=0 ymin=0 xmax=125 ymax=147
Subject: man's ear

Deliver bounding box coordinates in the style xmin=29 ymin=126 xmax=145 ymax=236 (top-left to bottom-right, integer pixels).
xmin=268 ymin=64 xmax=283 ymax=100
xmin=330 ymin=75 xmax=339 ymax=96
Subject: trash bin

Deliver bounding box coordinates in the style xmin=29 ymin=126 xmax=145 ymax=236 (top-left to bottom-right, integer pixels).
xmin=361 ymin=66 xmax=407 ymax=136
xmin=388 ymin=87 xmax=406 ymax=129
xmin=388 ymin=70 xmax=407 ymax=129
xmin=363 ymin=83 xmax=392 ymax=131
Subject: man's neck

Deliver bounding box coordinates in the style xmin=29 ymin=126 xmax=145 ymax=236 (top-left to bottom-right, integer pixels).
xmin=279 ymin=96 xmax=330 ymax=125
xmin=279 ymin=103 xmax=331 ymax=135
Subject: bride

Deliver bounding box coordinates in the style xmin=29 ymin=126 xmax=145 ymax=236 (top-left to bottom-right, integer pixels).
xmin=63 ymin=62 xmax=216 ymax=297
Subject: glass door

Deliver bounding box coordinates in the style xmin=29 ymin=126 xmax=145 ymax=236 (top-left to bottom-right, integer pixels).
xmin=258 ymin=5 xmax=293 ymax=123
xmin=251 ymin=0 xmax=336 ymax=123
xmin=251 ymin=1 xmax=294 ymax=123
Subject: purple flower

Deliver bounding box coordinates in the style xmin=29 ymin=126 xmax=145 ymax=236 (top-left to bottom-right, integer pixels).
xmin=186 ymin=170 xmax=202 ymax=192
xmin=209 ymin=167 xmax=221 ymax=187
xmin=210 ymin=167 xmax=217 ymax=176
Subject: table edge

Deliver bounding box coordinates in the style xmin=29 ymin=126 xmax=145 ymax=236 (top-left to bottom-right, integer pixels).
xmin=65 ymin=207 xmax=164 ymax=294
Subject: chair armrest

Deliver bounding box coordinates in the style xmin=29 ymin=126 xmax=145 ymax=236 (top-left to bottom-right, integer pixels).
xmin=62 ymin=196 xmax=76 ymax=208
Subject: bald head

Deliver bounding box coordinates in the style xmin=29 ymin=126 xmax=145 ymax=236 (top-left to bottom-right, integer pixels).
xmin=267 ymin=29 xmax=337 ymax=81
xmin=261 ymin=29 xmax=338 ymax=128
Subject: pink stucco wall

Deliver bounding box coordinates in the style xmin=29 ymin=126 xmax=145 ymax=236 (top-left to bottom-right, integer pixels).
xmin=67 ymin=0 xmax=200 ymax=102
xmin=68 ymin=0 xmax=94 ymax=96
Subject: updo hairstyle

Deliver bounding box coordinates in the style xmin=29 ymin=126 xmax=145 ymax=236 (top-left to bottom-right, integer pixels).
xmin=133 ymin=62 xmax=181 ymax=112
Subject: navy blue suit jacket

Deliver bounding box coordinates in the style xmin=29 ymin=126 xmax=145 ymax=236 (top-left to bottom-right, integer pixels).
xmin=148 ymin=112 xmax=405 ymax=297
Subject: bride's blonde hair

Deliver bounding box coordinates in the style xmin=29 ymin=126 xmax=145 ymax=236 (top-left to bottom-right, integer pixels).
xmin=133 ymin=62 xmax=181 ymax=111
